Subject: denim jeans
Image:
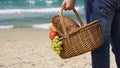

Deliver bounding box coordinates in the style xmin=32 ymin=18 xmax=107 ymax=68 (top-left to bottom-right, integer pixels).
xmin=84 ymin=0 xmax=120 ymax=68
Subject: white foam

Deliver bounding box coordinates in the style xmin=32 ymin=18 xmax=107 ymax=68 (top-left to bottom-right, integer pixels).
xmin=0 ymin=25 xmax=13 ymax=29
xmin=28 ymin=0 xmax=35 ymax=4
xmin=32 ymin=23 xmax=52 ymax=29
xmin=0 ymin=23 xmax=52 ymax=29
xmin=45 ymin=0 xmax=53 ymax=4
xmin=0 ymin=6 xmax=83 ymax=14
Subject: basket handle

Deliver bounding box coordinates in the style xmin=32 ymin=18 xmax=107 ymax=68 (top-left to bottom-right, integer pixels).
xmin=60 ymin=7 xmax=84 ymax=36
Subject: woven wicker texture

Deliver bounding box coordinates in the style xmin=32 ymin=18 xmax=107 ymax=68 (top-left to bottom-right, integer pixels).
xmin=52 ymin=8 xmax=104 ymax=59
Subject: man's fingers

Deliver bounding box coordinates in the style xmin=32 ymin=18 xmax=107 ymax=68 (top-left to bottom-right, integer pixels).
xmin=66 ymin=4 xmax=73 ymax=10
xmin=62 ymin=1 xmax=66 ymax=8
xmin=61 ymin=0 xmax=75 ymax=11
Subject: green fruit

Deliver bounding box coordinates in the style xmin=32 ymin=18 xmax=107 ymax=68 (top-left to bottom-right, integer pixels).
xmin=52 ymin=39 xmax=56 ymax=42
xmin=55 ymin=40 xmax=59 ymax=43
xmin=51 ymin=44 xmax=54 ymax=48
xmin=50 ymin=35 xmax=63 ymax=55
xmin=52 ymin=42 xmax=57 ymax=45
xmin=58 ymin=41 xmax=62 ymax=45
xmin=55 ymin=50 xmax=61 ymax=55
xmin=51 ymin=45 xmax=55 ymax=50
xmin=55 ymin=48 xmax=60 ymax=51
xmin=54 ymin=44 xmax=58 ymax=48
xmin=56 ymin=44 xmax=61 ymax=48
xmin=60 ymin=47 xmax=63 ymax=50
xmin=54 ymin=36 xmax=59 ymax=40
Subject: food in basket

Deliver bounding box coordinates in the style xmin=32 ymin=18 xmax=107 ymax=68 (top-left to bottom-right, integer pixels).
xmin=49 ymin=31 xmax=58 ymax=40
xmin=49 ymin=25 xmax=59 ymax=40
xmin=51 ymin=36 xmax=63 ymax=55
xmin=49 ymin=25 xmax=63 ymax=55
xmin=52 ymin=16 xmax=79 ymax=35
xmin=49 ymin=25 xmax=56 ymax=31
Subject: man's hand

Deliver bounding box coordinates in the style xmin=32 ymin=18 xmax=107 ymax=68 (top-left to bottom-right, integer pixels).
xmin=62 ymin=0 xmax=76 ymax=10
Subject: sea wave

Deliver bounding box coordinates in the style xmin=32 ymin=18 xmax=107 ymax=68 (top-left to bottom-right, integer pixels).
xmin=0 ymin=25 xmax=13 ymax=29
xmin=32 ymin=23 xmax=51 ymax=29
xmin=0 ymin=6 xmax=84 ymax=14
xmin=0 ymin=21 xmax=86 ymax=29
xmin=0 ymin=23 xmax=51 ymax=29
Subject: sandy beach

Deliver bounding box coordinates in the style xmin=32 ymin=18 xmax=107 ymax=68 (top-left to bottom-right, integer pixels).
xmin=0 ymin=29 xmax=117 ymax=68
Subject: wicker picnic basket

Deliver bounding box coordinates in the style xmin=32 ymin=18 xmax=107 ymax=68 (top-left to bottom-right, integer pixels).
xmin=52 ymin=8 xmax=104 ymax=59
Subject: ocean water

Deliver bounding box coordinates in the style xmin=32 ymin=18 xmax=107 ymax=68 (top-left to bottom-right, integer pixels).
xmin=0 ymin=0 xmax=85 ymax=29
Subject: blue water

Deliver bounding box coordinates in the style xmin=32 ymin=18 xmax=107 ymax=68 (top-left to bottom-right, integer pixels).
xmin=0 ymin=0 xmax=85 ymax=29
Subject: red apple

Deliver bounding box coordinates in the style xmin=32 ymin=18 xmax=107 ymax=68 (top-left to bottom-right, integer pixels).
xmin=49 ymin=31 xmax=58 ymax=40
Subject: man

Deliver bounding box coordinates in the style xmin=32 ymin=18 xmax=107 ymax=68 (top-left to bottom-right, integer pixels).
xmin=62 ymin=0 xmax=120 ymax=68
